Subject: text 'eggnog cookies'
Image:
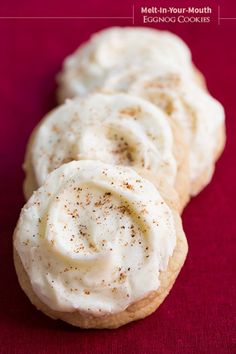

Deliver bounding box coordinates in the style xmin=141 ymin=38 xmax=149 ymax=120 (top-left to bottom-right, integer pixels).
xmin=23 ymin=93 xmax=189 ymax=211
xmin=14 ymin=160 xmax=188 ymax=329
xmin=57 ymin=26 xmax=225 ymax=196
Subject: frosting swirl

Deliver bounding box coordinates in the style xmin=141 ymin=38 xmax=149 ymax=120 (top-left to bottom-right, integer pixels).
xmin=25 ymin=93 xmax=176 ymax=194
xmin=14 ymin=160 xmax=177 ymax=314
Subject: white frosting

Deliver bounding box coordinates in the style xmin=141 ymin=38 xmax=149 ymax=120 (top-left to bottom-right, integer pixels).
xmin=58 ymin=26 xmax=193 ymax=99
xmin=27 ymin=93 xmax=176 ymax=190
xmin=14 ymin=160 xmax=177 ymax=314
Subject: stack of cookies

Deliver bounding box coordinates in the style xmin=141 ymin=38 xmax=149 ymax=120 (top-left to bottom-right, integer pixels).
xmin=13 ymin=27 xmax=225 ymax=329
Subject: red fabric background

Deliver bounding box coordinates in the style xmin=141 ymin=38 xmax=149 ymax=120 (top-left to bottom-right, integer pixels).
xmin=0 ymin=0 xmax=235 ymax=353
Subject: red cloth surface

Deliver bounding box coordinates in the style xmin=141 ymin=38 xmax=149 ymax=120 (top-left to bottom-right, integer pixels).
xmin=0 ymin=0 xmax=235 ymax=353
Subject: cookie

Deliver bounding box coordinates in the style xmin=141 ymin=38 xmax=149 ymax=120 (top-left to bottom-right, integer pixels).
xmin=23 ymin=93 xmax=190 ymax=211
xmin=56 ymin=26 xmax=196 ymax=102
xmin=14 ymin=160 xmax=188 ymax=329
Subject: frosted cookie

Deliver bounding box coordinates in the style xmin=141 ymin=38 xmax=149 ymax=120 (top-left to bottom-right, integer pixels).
xmin=57 ymin=26 xmax=197 ymax=102
xmin=23 ymin=93 xmax=189 ymax=211
xmin=99 ymin=68 xmax=225 ymax=196
xmin=14 ymin=160 xmax=188 ymax=329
